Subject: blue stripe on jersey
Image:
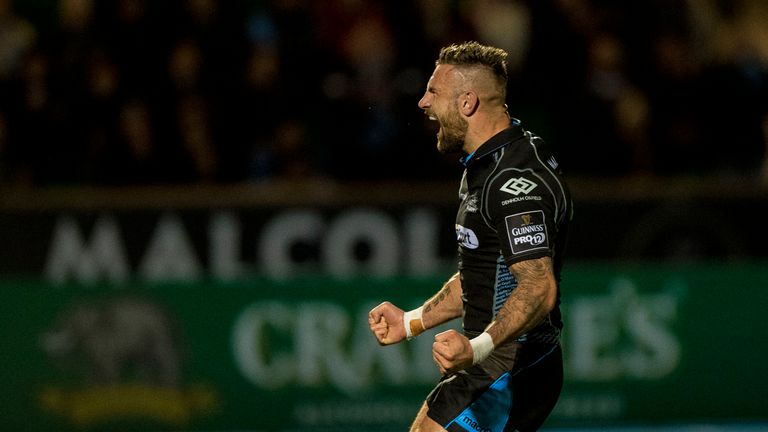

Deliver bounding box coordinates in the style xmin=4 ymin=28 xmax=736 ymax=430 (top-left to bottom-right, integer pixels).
xmin=493 ymin=256 xmax=517 ymax=316
xmin=446 ymin=372 xmax=513 ymax=432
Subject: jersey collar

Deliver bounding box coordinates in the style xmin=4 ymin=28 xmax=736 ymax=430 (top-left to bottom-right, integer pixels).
xmin=460 ymin=118 xmax=524 ymax=167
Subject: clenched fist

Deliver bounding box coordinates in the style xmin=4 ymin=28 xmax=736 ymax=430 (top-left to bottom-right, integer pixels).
xmin=368 ymin=302 xmax=406 ymax=345
xmin=432 ymin=329 xmax=474 ymax=374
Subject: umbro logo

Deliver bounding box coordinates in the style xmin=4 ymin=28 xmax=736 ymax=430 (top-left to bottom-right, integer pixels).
xmin=500 ymin=177 xmax=537 ymax=195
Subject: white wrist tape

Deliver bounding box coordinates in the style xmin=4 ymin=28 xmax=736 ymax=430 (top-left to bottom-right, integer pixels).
xmin=403 ymin=306 xmax=424 ymax=340
xmin=470 ymin=332 xmax=494 ymax=365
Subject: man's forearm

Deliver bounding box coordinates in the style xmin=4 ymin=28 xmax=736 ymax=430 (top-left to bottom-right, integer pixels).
xmin=423 ymin=272 xmax=463 ymax=328
xmin=405 ymin=272 xmax=463 ymax=338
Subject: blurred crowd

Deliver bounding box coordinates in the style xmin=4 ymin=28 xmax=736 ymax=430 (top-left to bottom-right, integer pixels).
xmin=0 ymin=0 xmax=766 ymax=186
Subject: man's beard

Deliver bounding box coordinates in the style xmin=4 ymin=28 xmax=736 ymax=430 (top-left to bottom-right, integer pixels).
xmin=436 ymin=109 xmax=467 ymax=154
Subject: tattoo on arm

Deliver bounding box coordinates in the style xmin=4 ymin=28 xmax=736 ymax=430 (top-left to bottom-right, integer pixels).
xmin=510 ymin=257 xmax=551 ymax=284
xmin=487 ymin=257 xmax=555 ymax=344
xmin=422 ymin=272 xmax=463 ymax=328
xmin=424 ymin=284 xmax=451 ymax=314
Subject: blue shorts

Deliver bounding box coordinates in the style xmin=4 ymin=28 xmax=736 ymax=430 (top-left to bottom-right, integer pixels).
xmin=425 ymin=343 xmax=562 ymax=432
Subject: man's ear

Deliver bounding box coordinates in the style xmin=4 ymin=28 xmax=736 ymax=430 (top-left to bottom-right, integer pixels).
xmin=460 ymin=91 xmax=479 ymax=116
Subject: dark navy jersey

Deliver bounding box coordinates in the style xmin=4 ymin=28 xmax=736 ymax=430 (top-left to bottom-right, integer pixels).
xmin=455 ymin=120 xmax=572 ymax=351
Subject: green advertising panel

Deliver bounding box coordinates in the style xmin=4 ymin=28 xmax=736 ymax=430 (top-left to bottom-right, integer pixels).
xmin=1 ymin=263 xmax=767 ymax=431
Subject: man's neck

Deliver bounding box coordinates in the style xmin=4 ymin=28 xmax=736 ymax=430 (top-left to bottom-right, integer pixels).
xmin=463 ymin=114 xmax=512 ymax=154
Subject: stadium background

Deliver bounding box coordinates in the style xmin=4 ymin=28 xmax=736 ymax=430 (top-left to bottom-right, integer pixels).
xmin=0 ymin=0 xmax=767 ymax=431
